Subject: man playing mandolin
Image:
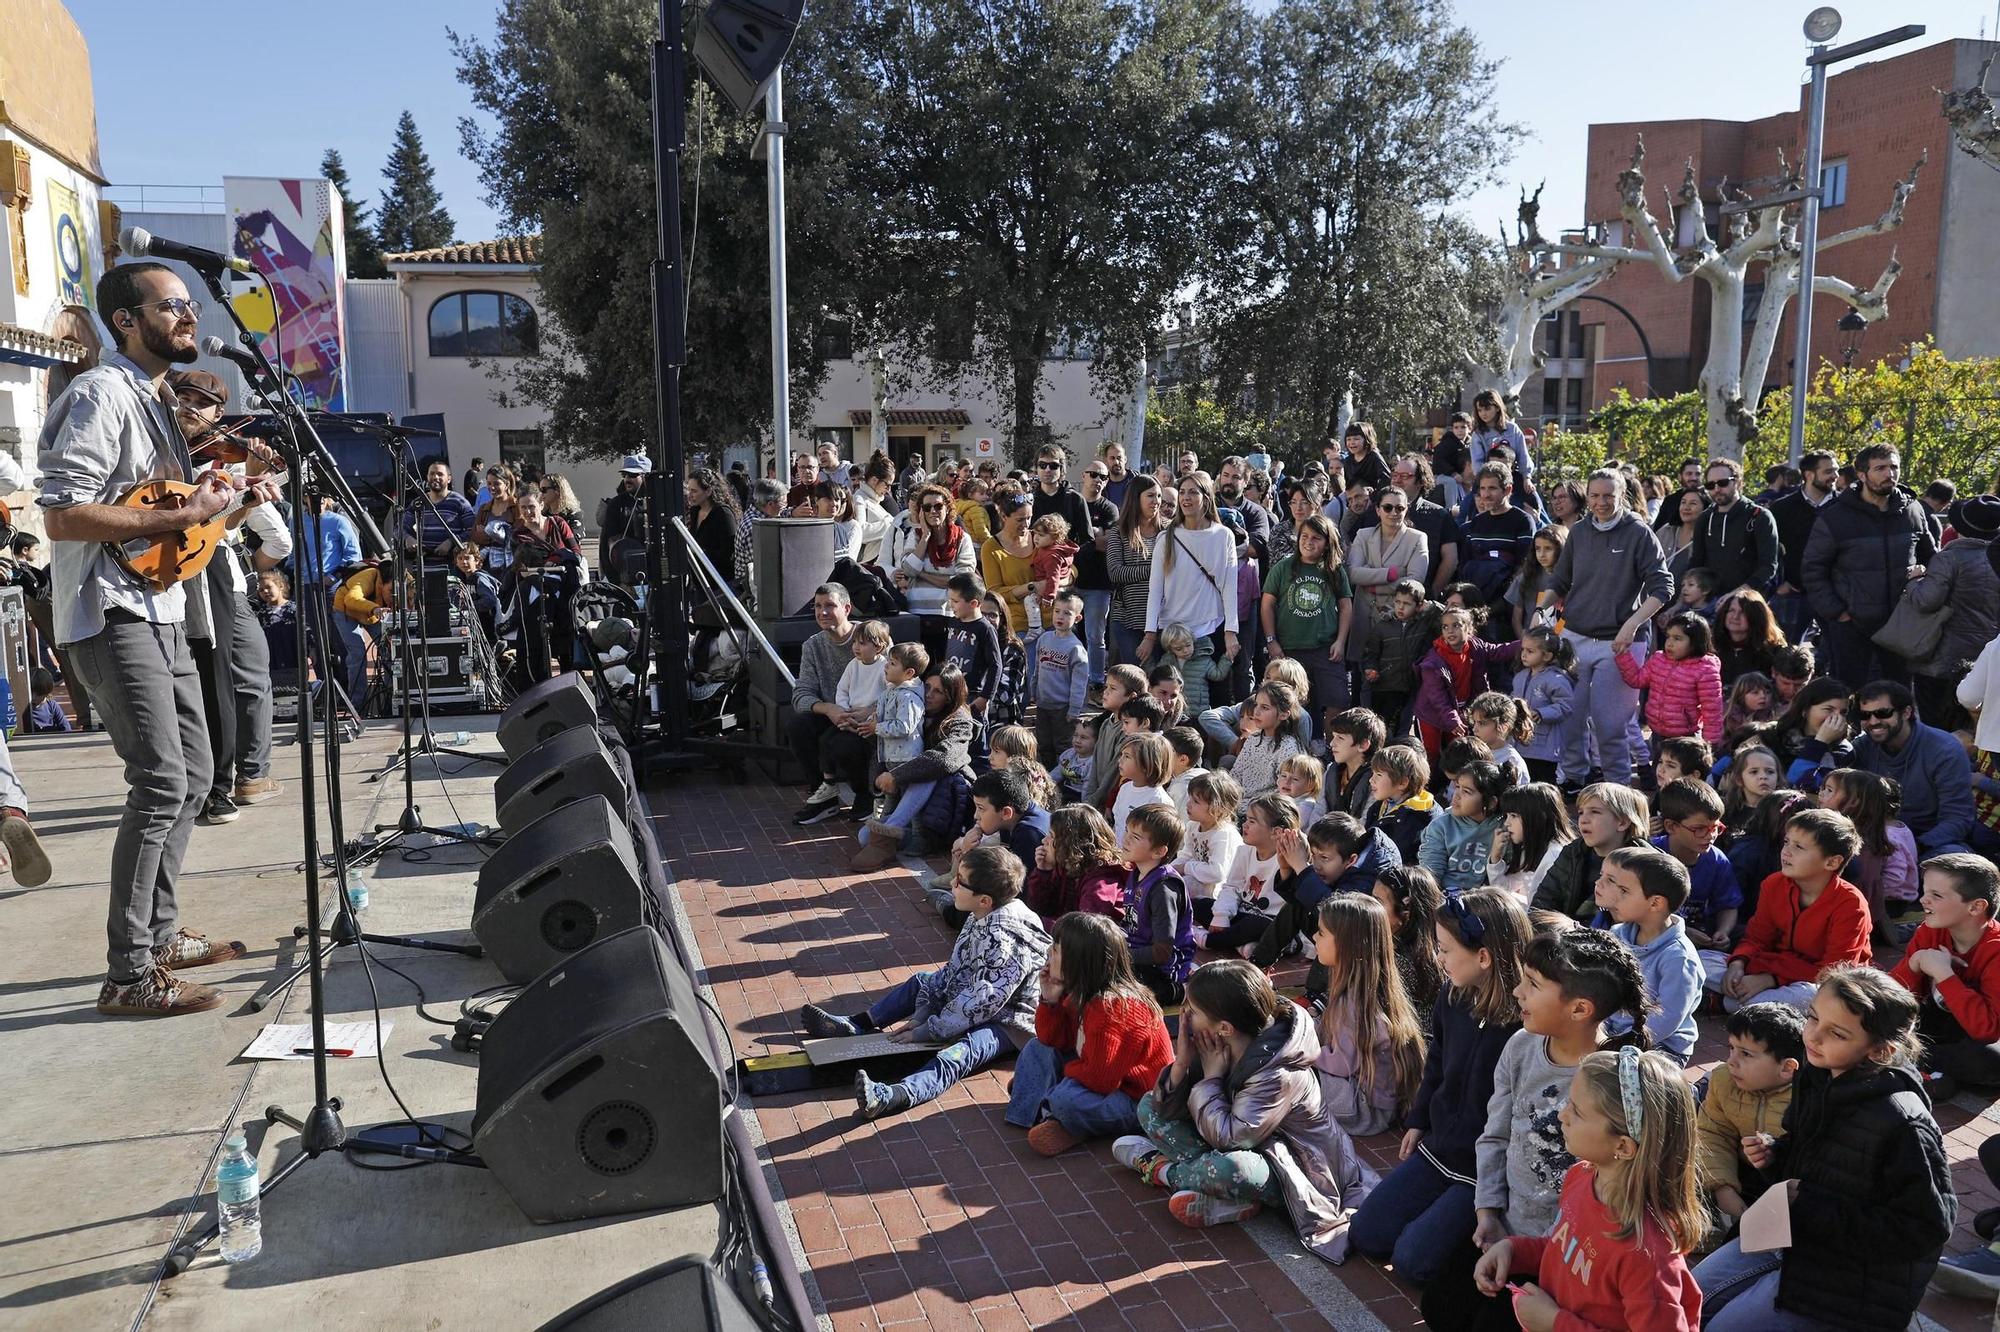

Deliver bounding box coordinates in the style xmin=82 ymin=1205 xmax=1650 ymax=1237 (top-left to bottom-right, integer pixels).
xmin=37 ymin=262 xmax=282 ymax=1018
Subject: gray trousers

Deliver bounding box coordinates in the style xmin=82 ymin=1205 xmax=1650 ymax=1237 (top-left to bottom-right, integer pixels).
xmin=197 ymin=558 xmax=273 ymax=794
xmin=69 ymin=615 xmax=211 ymax=980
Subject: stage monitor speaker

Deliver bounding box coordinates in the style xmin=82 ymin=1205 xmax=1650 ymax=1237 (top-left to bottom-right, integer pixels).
xmin=691 ymin=0 xmax=803 ymax=115
xmin=493 ymin=725 xmax=626 ymax=833
xmin=472 ymin=797 xmax=651 ymax=984
xmin=536 ymin=1256 xmax=760 ymax=1331
xmin=498 ymin=673 xmax=600 ymax=759
xmin=751 ymin=518 xmax=840 ymax=621
xmin=474 ymin=926 xmax=724 ymax=1223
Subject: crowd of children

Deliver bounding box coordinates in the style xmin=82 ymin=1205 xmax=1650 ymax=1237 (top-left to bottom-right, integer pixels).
xmin=760 ymin=453 xmax=2000 ymax=1325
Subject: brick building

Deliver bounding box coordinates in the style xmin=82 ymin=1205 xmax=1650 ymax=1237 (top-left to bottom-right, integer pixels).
xmin=1575 ymin=38 xmax=2000 ymax=413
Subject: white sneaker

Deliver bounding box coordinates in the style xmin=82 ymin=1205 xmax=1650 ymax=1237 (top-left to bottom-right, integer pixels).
xmin=805 ymin=781 xmax=839 ymax=804
xmin=1111 ymin=1135 xmax=1162 ymax=1173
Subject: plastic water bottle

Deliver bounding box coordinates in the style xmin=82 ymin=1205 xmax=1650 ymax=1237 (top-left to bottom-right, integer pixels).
xmin=343 ymin=869 xmax=370 ymax=915
xmin=451 ymin=730 xmax=473 ymax=746
xmin=216 ymin=1132 xmax=262 ymax=1263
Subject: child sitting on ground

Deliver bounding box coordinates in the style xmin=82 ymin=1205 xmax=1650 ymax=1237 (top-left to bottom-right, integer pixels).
xmin=1466 ymin=692 xmax=1533 ymax=787
xmin=1696 ymin=1003 xmax=1801 ymax=1234
xmin=1370 ymin=865 xmax=1446 ymax=1026
xmin=1258 ymin=812 xmax=1403 ymax=973
xmin=930 ymin=767 xmax=1052 ymax=925
xmin=1114 ymin=959 xmax=1375 ymax=1249
xmin=1108 ymin=732 xmax=1174 ymax=833
xmin=1120 ymin=804 xmax=1195 ymax=1004
xmin=1722 ymin=670 xmax=1778 ymax=745
xmin=1322 ymin=707 xmax=1385 ymax=820
xmin=1276 ymin=751 xmax=1325 ymax=828
xmin=1419 ymin=758 xmax=1511 ymax=894
xmin=1024 ymin=805 xmax=1126 ymax=928
xmin=1892 ymin=852 xmax=2000 ymax=1096
xmin=1722 ymin=807 xmax=1869 ymax=1013
xmin=1819 ymin=767 xmax=1919 ymax=947
xmin=1162 ymin=725 xmax=1208 ymax=819
xmin=24 ymin=668 xmax=71 ymax=733
xmin=1174 ymin=771 xmax=1242 ymax=925
xmin=1483 ymin=781 xmax=1573 ymax=901
xmin=1202 ymin=794 xmax=1296 ymax=955
xmin=1649 ymin=737 xmax=1715 ymax=832
xmin=1080 ymin=665 xmax=1147 ymax=811
xmin=1595 ymin=846 xmax=1706 ymax=1065
xmin=989 ymin=724 xmax=1058 ymax=811
xmin=1312 ymin=893 xmax=1426 ymax=1136
xmin=1650 ymin=777 xmax=1742 ymax=984
xmin=1230 ymin=680 xmax=1305 ymax=803
xmin=800 ymin=845 xmax=1050 ymax=1120
xmin=1532 ymin=783 xmax=1650 ymax=924
xmin=1004 ymin=912 xmax=1173 ymax=1156
xmin=1052 ymin=716 xmax=1095 ymax=805
xmin=1148 ymin=663 xmax=1189 ymax=728
xmin=1472 ymin=1049 xmax=1705 ymax=1332
xmin=1364 ymin=742 xmax=1436 ymax=866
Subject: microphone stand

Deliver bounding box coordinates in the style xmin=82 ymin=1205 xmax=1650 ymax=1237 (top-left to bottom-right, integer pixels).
xmin=163 ymin=267 xmax=481 ymax=1278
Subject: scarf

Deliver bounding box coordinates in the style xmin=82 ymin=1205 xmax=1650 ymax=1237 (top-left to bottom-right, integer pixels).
xmin=1433 ymin=637 xmax=1477 ymax=703
xmin=925 ymin=515 xmax=965 ymax=569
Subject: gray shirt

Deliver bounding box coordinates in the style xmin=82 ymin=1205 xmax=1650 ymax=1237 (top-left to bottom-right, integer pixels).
xmin=791 ymin=627 xmax=857 ymax=715
xmin=1542 ymin=511 xmax=1672 ymax=640
xmin=36 ymin=351 xmax=206 ymax=646
xmin=1474 ymin=1030 xmax=1577 ymax=1237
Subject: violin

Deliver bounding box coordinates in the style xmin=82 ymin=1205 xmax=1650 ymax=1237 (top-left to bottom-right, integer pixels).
xmin=186 ymin=417 xmax=278 ymax=468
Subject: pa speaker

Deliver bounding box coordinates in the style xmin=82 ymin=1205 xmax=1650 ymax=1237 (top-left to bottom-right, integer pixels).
xmin=537 ymin=1256 xmax=760 ymax=1331
xmin=474 ymin=926 xmax=724 ymax=1223
xmin=493 ymin=725 xmax=625 ymax=833
xmin=498 ymin=674 xmax=600 ymax=760
xmin=472 ymin=797 xmax=652 ymax=984
xmin=691 ymin=0 xmax=803 ymax=115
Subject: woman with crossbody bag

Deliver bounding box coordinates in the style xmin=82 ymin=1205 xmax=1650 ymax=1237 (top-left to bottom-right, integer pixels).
xmin=1139 ymin=479 xmax=1239 ymax=692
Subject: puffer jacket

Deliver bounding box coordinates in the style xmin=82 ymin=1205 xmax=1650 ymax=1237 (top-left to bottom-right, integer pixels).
xmin=1800 ymin=486 xmax=1939 ymax=629
xmin=1768 ymin=1061 xmax=1954 ymax=1330
xmin=1530 ymin=838 xmax=1613 ymax=923
xmin=1615 ymin=647 xmax=1723 ymax=742
xmin=1153 ymin=1000 xmax=1376 ymax=1262
xmin=887 ymin=707 xmax=975 ymax=787
xmin=1907 ymin=534 xmax=1998 ymax=677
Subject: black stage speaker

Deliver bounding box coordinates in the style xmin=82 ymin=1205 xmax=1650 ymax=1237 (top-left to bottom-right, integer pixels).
xmin=498 ymin=673 xmax=600 ymax=759
xmin=691 ymin=0 xmax=803 ymax=114
xmin=536 ymin=1256 xmax=760 ymax=1331
xmin=474 ymin=926 xmax=724 ymax=1223
xmin=472 ymin=797 xmax=652 ymax=984
xmin=493 ymin=725 xmax=625 ymax=833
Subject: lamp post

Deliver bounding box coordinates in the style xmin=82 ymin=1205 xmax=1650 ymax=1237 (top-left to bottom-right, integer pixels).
xmin=1785 ymin=8 xmax=1926 ymax=466
xmin=1838 ymin=307 xmax=1868 ymax=368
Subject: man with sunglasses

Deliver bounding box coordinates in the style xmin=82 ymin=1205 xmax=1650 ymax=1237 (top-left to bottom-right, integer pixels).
xmin=1686 ymin=458 xmax=1780 ymax=598
xmin=1070 ymin=460 xmax=1118 ymax=687
xmin=39 ymin=262 xmax=281 ymax=1018
xmin=1028 ymin=444 xmax=1094 ymax=566
xmin=1840 ymin=680 xmax=1976 ymax=856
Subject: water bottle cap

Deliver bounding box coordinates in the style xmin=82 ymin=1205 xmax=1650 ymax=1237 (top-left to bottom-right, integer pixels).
xmin=225 ymin=1132 xmax=247 ymax=1151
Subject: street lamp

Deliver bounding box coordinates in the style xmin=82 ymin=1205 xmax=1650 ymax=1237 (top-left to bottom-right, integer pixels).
xmin=1786 ymin=8 xmax=1926 ymax=465
xmin=1838 ymin=308 xmax=1868 ymax=368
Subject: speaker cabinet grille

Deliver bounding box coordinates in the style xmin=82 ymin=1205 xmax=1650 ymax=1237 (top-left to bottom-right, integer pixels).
xmin=473 ymin=797 xmax=648 ymax=984
xmin=578 ymin=1101 xmax=656 ymax=1175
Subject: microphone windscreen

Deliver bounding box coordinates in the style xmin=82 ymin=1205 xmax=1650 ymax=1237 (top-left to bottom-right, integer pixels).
xmin=201 ymin=335 xmax=228 ymax=357
xmin=119 ymin=226 xmax=153 ymax=256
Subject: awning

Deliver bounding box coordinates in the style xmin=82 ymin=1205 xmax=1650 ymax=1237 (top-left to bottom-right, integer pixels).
xmin=847 ymin=408 xmax=972 ymax=427
xmin=0 ymin=323 xmax=87 ymax=369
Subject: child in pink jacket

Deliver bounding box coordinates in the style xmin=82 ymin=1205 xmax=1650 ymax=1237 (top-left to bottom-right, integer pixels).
xmin=1617 ymin=610 xmax=1724 ymax=745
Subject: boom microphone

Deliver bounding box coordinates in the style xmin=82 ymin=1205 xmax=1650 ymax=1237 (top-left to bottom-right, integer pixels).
xmin=120 ymin=226 xmax=254 ymax=276
xmin=201 ymin=335 xmax=268 ymax=380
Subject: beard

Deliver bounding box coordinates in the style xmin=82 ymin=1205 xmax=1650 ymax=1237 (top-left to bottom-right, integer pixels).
xmin=139 ymin=320 xmax=198 ymax=365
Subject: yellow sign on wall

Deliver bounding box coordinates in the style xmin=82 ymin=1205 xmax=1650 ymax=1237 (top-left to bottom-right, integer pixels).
xmin=48 ymin=179 xmax=91 ymax=307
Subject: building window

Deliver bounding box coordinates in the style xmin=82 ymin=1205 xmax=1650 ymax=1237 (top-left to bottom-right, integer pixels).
xmin=1820 ymin=159 xmax=1848 ymax=209
xmin=498 ymin=428 xmax=545 ymax=474
xmin=812 ymin=426 xmax=855 ymax=455
xmin=428 ymin=291 xmax=538 ymax=357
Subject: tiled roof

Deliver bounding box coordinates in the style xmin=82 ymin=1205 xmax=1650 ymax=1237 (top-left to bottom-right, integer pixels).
xmin=382 ymin=236 xmax=539 ymax=265
xmin=0 ymin=322 xmax=87 ymax=366
xmin=847 ymin=408 xmax=972 ymax=427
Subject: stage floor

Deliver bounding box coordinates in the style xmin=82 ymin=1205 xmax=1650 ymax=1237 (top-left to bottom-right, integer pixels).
xmin=0 ymin=716 xmax=719 ymax=1331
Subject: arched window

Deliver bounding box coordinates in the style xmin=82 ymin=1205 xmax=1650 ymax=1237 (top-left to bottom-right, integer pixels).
xmin=428 ymin=291 xmax=538 ymax=357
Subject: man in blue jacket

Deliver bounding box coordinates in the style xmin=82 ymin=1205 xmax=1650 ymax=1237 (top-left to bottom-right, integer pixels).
xmin=1848 ymin=680 xmax=1976 ymax=855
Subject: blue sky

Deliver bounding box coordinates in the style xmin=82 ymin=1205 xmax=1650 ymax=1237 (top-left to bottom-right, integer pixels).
xmin=82 ymin=0 xmax=1999 ymax=247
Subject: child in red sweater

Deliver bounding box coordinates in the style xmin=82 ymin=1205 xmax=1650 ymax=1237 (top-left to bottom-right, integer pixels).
xmin=1722 ymin=808 xmax=1869 ymax=1014
xmin=1616 ymin=610 xmax=1724 ymax=747
xmin=1892 ymin=852 xmax=2000 ymax=1093
xmin=1475 ymin=1047 xmax=1704 ymax=1332
xmin=1024 ymin=806 xmax=1127 ymax=929
xmin=1004 ymin=912 xmax=1173 ymax=1156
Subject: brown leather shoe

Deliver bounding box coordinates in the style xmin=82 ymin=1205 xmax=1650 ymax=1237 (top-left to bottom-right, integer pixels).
xmin=0 ymin=810 xmax=51 ymax=887
xmin=97 ymin=965 xmax=223 ymax=1017
xmin=232 ymin=777 xmax=284 ymax=805
xmin=153 ymin=929 xmax=247 ymax=970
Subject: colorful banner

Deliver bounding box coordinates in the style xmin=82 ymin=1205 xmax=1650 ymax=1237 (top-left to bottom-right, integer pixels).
xmin=47 ymin=179 xmax=90 ymax=306
xmin=224 ymin=176 xmax=347 ymax=410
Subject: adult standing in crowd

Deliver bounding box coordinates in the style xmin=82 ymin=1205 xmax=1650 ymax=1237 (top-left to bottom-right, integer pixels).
xmin=507 ymin=486 xmax=584 ymax=685
xmin=892 ymin=484 xmax=977 ymax=615
xmin=597 ymin=454 xmax=650 ymax=581
xmin=1769 ymin=448 xmax=1838 ymax=644
xmin=1347 ymin=483 xmax=1429 ymax=620
xmin=540 ymin=474 xmax=586 ymax=540
xmin=1271 ymin=474 xmax=1319 ymax=564
xmin=1538 ymin=467 xmax=1672 ymax=786
xmin=462 ymin=454 xmax=484 ymax=502
xmin=1030 ymin=444 xmax=1094 ymax=559
xmin=1659 ymin=486 xmax=1707 ymax=581
xmin=979 ymin=483 xmax=1038 ymax=636
xmin=789 ymin=585 xmax=860 ymax=823
xmin=1339 ymin=421 xmax=1393 ymax=492
xmin=1903 ymin=495 xmax=1999 ymax=732
xmin=306 ymin=495 xmax=369 ymax=705
xmin=1652 ymin=458 xmax=1706 ymax=532
xmin=1457 ymin=461 xmax=1535 ymax=601
xmin=1542 ymin=476 xmax=1585 ymax=529
xmin=1098 ymin=441 xmax=1134 ymax=508
xmin=816 ymin=442 xmax=852 ymax=489
xmin=1105 ymin=475 xmax=1161 ymax=668
xmin=783 ymin=452 xmax=819 ymax=509
xmin=473 ymin=467 xmax=519 ymax=578
xmin=1469 ymin=389 xmax=1530 ymax=476
xmin=405 ymin=460 xmax=476 ymax=562
xmin=1140 ymin=478 xmax=1239 ymax=684
xmin=850 ymin=451 xmax=898 ymax=564
xmin=684 ymin=466 xmax=742 ymax=593
xmin=1216 ymin=455 xmax=1273 ymax=562
xmin=1686 ymin=457 xmax=1780 ymax=595
xmin=1801 ymin=444 xmax=1937 ymax=690
xmin=1381 ymin=454 xmax=1461 ymax=595
xmin=1071 ymin=458 xmax=1118 ymax=688
xmin=1844 ymin=679 xmax=1976 ymax=856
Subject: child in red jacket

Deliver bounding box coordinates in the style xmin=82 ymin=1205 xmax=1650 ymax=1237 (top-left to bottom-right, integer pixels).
xmin=1722 ymin=808 xmax=1869 ymax=1013
xmin=1004 ymin=912 xmax=1173 ymax=1157
xmin=1892 ymin=852 xmax=2000 ymax=1093
xmin=1024 ymin=806 xmax=1127 ymax=929
xmin=1413 ymin=605 xmax=1520 ymax=761
xmin=1616 ymin=610 xmax=1725 ymax=747
xmin=1474 ymin=1048 xmax=1704 ymax=1332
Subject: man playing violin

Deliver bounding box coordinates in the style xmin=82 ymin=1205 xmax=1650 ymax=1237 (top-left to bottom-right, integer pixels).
xmin=169 ymin=367 xmax=291 ymax=826
xmin=37 ymin=262 xmax=281 ymax=1018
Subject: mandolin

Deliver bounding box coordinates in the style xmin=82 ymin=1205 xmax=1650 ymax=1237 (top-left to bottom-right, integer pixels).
xmin=104 ymin=470 xmax=289 ymax=593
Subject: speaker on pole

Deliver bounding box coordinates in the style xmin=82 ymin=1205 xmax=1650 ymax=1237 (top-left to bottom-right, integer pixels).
xmin=474 ymin=926 xmax=724 ymax=1223
xmin=472 ymin=797 xmax=654 ymax=984
xmin=691 ymin=0 xmax=804 ymax=114
xmin=493 ymin=725 xmax=626 ymax=833
xmin=498 ymin=673 xmax=601 ymax=760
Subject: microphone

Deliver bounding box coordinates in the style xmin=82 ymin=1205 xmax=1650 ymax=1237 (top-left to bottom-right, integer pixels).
xmin=121 ymin=226 xmax=253 ymax=276
xmin=201 ymin=335 xmax=270 ymax=381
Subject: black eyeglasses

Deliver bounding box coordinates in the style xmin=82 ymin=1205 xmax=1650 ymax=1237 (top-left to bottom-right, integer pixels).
xmin=128 ymin=296 xmax=202 ymax=321
xmin=1858 ymin=706 xmax=1901 ymax=721
xmin=1704 ymin=478 xmax=1735 ymax=490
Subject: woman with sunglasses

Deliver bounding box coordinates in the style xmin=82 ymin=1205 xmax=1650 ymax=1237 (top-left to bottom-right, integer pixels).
xmin=1348 ymin=487 xmax=1430 ymax=621
xmin=892 ymin=484 xmax=975 ymax=615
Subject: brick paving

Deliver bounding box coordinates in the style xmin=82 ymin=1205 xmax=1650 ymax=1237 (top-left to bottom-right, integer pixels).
xmin=648 ymin=773 xmax=1999 ymax=1330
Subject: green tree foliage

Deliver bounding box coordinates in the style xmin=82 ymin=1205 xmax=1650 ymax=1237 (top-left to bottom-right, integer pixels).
xmin=452 ymin=0 xmax=876 ymax=458
xmin=1143 ymin=389 xmax=1273 ymax=470
xmin=320 ymin=149 xmax=387 ymax=279
xmin=1538 ymin=340 xmax=2000 ymax=491
xmin=1197 ymin=0 xmax=1514 ymax=443
xmin=376 ymin=110 xmax=457 ymax=254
